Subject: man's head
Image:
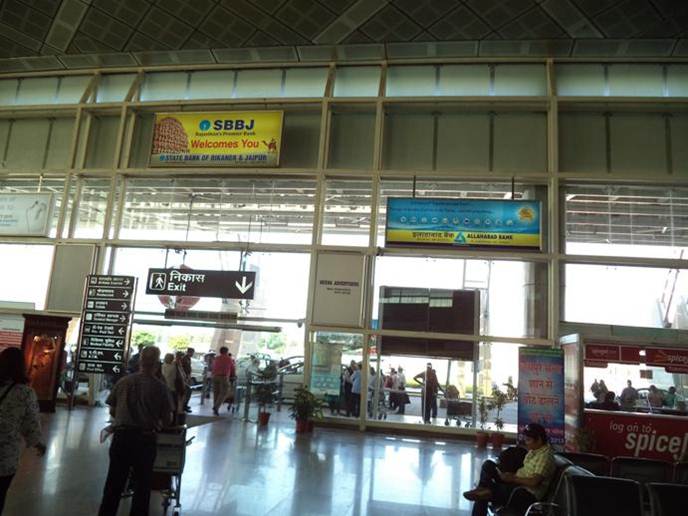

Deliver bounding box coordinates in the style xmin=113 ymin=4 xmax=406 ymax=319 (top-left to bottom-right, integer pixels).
xmin=219 ymin=346 xmax=228 ymax=355
xmin=186 ymin=347 xmax=195 ymax=357
xmin=627 ymin=380 xmax=632 ymax=387
xmin=426 ymin=362 xmax=432 ymax=370
xmin=163 ymin=353 xmax=174 ymax=364
xmin=398 ymin=366 xmax=403 ymax=373
xmin=522 ymin=423 xmax=548 ymax=450
xmin=140 ymin=346 xmax=161 ymax=373
xmin=669 ymin=386 xmax=676 ymax=394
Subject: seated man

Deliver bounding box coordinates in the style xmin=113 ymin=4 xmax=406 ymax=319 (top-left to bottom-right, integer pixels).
xmin=463 ymin=423 xmax=556 ymax=516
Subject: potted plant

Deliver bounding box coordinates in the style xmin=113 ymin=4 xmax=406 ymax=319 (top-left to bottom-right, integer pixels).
xmin=490 ymin=386 xmax=508 ymax=449
xmin=255 ymin=383 xmax=276 ymax=427
xmin=290 ymin=386 xmax=323 ymax=433
xmin=476 ymin=396 xmax=490 ymax=448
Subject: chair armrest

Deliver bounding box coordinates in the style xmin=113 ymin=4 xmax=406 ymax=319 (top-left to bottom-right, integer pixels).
xmin=525 ymin=502 xmax=560 ymax=516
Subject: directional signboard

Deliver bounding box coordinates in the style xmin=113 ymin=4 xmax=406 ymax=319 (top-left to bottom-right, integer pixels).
xmin=146 ymin=269 xmax=255 ymax=299
xmin=77 ymin=275 xmax=136 ymax=375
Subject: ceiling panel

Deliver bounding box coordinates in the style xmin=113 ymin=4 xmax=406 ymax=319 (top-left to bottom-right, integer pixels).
xmin=0 ymin=0 xmax=685 ymax=65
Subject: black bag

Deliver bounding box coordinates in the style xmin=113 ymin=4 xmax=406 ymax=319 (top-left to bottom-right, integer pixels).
xmin=497 ymin=445 xmax=527 ymax=473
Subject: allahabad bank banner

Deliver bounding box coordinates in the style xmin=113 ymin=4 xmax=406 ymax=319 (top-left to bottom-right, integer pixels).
xmin=386 ymin=197 xmax=542 ymax=250
xmin=150 ymin=111 xmax=283 ymax=167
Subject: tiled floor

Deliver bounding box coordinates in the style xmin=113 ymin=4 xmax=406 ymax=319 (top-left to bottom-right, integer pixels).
xmin=4 ymin=397 xmax=496 ymax=515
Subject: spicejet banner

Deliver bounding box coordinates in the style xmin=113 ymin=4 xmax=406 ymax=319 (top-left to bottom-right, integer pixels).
xmin=386 ymin=198 xmax=541 ymax=250
xmin=150 ymin=111 xmax=283 ymax=167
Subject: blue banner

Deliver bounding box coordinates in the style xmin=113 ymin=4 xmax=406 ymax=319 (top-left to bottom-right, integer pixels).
xmin=518 ymin=347 xmax=565 ymax=447
xmin=385 ymin=197 xmax=541 ymax=250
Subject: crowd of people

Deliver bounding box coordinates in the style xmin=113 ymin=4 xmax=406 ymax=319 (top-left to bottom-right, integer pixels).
xmin=589 ymin=378 xmax=682 ymax=411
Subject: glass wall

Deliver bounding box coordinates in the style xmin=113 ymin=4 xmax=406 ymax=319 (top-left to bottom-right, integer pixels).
xmin=0 ymin=60 xmax=686 ymax=433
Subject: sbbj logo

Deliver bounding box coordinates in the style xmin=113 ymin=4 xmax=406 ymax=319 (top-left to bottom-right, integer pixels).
xmin=199 ymin=119 xmax=255 ymax=131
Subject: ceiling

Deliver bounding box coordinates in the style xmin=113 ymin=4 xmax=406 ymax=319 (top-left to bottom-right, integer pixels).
xmin=1 ymin=0 xmax=688 ymax=72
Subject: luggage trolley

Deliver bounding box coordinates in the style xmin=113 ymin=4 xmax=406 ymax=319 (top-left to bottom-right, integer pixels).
xmin=154 ymin=426 xmax=194 ymax=515
xmin=123 ymin=426 xmax=194 ymax=515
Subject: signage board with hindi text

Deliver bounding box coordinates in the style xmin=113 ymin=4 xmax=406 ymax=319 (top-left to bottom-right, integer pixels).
xmin=77 ymin=275 xmax=136 ymax=375
xmin=146 ymin=269 xmax=255 ymax=300
xmin=385 ymin=197 xmax=541 ymax=250
xmin=518 ymin=347 xmax=565 ymax=446
xmin=150 ymin=111 xmax=283 ymax=167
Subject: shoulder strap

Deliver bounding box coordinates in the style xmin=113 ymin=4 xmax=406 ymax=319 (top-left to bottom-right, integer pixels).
xmin=0 ymin=382 xmax=16 ymax=407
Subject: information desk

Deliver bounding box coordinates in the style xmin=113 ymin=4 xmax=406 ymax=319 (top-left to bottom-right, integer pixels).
xmin=585 ymin=408 xmax=688 ymax=462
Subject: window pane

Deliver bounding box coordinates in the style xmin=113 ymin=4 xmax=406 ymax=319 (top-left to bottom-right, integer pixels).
xmin=97 ymin=74 xmax=136 ymax=103
xmin=436 ymin=112 xmax=489 ymax=171
xmin=438 ymin=65 xmax=489 ymax=96
xmin=559 ymin=112 xmax=606 ymax=173
xmin=493 ymin=112 xmax=547 ymax=172
xmin=309 ymin=332 xmax=363 ymax=420
xmin=0 ymin=244 xmax=54 ymax=310
xmin=56 ymin=76 xmax=90 ymax=103
xmin=667 ymin=65 xmax=688 ymax=97
xmin=0 ymin=177 xmax=66 ymax=237
xmin=494 ymin=65 xmax=547 ymax=96
xmin=15 ymin=77 xmax=59 ymax=105
xmin=328 ymin=110 xmax=375 ymax=169
xmin=284 ymin=68 xmax=328 ymax=97
xmin=45 ymin=118 xmax=75 ymax=169
xmin=565 ymin=264 xmax=688 ymax=329
xmin=564 ymin=184 xmax=688 ymax=259
xmin=281 ymin=111 xmax=321 ymax=168
xmin=85 ymin=116 xmax=121 ymax=169
xmin=140 ymin=72 xmax=188 ymax=101
xmin=671 ymin=115 xmax=688 ymax=176
xmin=0 ymin=79 xmax=18 ymax=105
xmin=334 ymin=66 xmax=380 ymax=97
xmin=386 ymin=66 xmax=435 ymax=97
xmin=556 ymin=64 xmax=605 ymax=96
xmin=383 ymin=112 xmax=434 ymax=170
xmin=608 ymin=64 xmax=664 ymax=97
xmin=73 ymin=178 xmax=112 ymax=238
xmin=610 ymin=114 xmax=666 ymax=174
xmin=5 ymin=119 xmax=50 ymax=169
xmin=234 ymin=69 xmax=282 ymax=98
xmin=120 ymin=178 xmax=316 ymax=244
xmin=187 ymin=70 xmax=234 ymax=100
xmin=322 ymin=179 xmax=372 ymax=246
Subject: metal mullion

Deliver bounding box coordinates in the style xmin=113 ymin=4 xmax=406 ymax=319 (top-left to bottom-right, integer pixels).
xmin=119 ymin=109 xmax=136 ymax=169
xmin=55 ymin=107 xmax=84 ymax=239
xmin=67 ymin=175 xmax=83 ymax=238
xmin=112 ymin=105 xmax=129 ymax=170
xmin=548 ymin=176 xmax=560 ymax=340
xmin=112 ymin=175 xmax=127 ymax=240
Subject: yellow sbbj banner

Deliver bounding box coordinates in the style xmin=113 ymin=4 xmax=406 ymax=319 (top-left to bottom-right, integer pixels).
xmin=150 ymin=111 xmax=283 ymax=167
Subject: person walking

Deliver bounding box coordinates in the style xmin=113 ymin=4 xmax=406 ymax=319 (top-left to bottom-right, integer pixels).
xmin=161 ymin=353 xmax=185 ymax=422
xmin=0 ymin=347 xmax=46 ymax=515
xmin=98 ymin=346 xmax=173 ymax=516
xmin=351 ymin=364 xmax=362 ymax=417
xmin=180 ymin=348 xmax=194 ymax=413
xmin=211 ymin=347 xmax=235 ymax=416
xmin=343 ymin=361 xmax=357 ymax=417
xmin=396 ymin=366 xmax=408 ymax=415
xmin=414 ymin=363 xmax=444 ymax=423
xmin=620 ymin=380 xmax=638 ymax=410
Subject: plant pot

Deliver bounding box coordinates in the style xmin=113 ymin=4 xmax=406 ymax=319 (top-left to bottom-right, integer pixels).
xmin=307 ymin=420 xmax=315 ymax=433
xmin=491 ymin=432 xmax=505 ymax=449
xmin=295 ymin=419 xmax=308 ymax=434
xmin=476 ymin=431 xmax=490 ymax=448
xmin=258 ymin=412 xmax=271 ymax=427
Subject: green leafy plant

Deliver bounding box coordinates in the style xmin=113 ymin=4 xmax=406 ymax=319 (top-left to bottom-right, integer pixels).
xmin=254 ymin=383 xmax=277 ymax=414
xmin=289 ymin=386 xmax=324 ymax=421
xmin=132 ymin=331 xmax=156 ymax=348
xmin=491 ymin=386 xmax=508 ymax=431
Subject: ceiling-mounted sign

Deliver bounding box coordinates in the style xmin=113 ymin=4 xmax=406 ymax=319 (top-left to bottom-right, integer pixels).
xmin=149 ymin=111 xmax=283 ymax=168
xmin=77 ymin=275 xmax=136 ymax=375
xmin=146 ymin=269 xmax=256 ymax=300
xmin=645 ymin=347 xmax=688 ymax=373
xmin=312 ymin=253 xmax=366 ymax=328
xmin=385 ymin=197 xmax=542 ymax=250
xmin=0 ymin=193 xmax=54 ymax=236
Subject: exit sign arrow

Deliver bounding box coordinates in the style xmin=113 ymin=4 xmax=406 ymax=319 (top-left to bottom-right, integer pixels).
xmin=235 ymin=276 xmax=253 ymax=294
